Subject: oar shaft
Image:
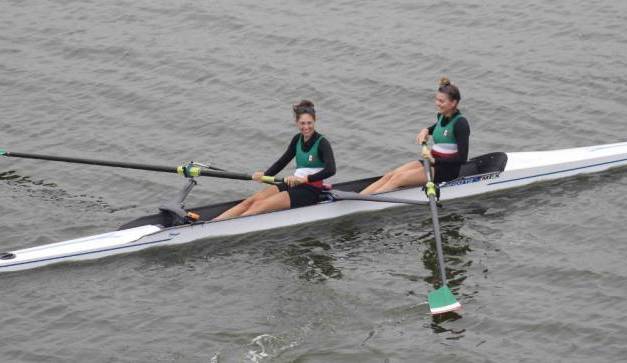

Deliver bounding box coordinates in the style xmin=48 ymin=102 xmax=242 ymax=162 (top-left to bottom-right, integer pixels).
xmin=426 ymin=185 xmax=447 ymax=285
xmin=421 ymin=145 xmax=448 ymax=285
xmin=5 ymin=151 xmax=176 ymax=172
xmin=199 ymin=169 xmax=255 ymax=181
xmin=2 ymin=150 xmax=254 ymax=181
xmin=327 ymin=190 xmax=427 ymax=205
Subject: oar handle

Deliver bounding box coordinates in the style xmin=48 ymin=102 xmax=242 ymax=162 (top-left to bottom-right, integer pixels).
xmin=260 ymin=175 xmax=285 ymax=184
xmin=420 ymin=142 xmax=435 ymax=164
xmin=421 ymin=142 xmax=429 ymax=153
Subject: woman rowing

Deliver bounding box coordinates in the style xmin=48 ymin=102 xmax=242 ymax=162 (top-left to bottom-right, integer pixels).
xmin=214 ymin=100 xmax=336 ymax=220
xmin=360 ymin=77 xmax=470 ymax=194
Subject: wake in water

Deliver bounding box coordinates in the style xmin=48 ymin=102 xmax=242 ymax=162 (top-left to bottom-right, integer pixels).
xmin=0 ymin=169 xmax=119 ymax=212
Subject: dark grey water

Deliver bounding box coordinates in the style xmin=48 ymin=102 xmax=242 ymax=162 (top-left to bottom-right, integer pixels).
xmin=1 ymin=0 xmax=626 ymax=362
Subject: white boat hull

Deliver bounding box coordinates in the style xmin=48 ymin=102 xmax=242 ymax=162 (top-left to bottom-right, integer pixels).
xmin=1 ymin=142 xmax=626 ymax=273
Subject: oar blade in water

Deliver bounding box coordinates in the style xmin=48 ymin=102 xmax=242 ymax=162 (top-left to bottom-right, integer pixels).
xmin=428 ymin=286 xmax=462 ymax=315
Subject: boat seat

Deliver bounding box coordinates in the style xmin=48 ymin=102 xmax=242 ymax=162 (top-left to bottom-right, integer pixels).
xmin=458 ymin=152 xmax=508 ymax=177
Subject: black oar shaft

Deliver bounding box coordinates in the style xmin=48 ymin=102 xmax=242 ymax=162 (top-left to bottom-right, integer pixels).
xmin=199 ymin=169 xmax=253 ymax=181
xmin=5 ymin=151 xmax=176 ymax=172
xmin=2 ymin=151 xmax=253 ymax=181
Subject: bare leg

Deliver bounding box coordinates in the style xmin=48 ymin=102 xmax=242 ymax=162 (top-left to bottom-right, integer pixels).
xmin=241 ymin=191 xmax=291 ymax=216
xmin=360 ymin=161 xmax=423 ymax=195
xmin=373 ymin=167 xmax=428 ymax=194
xmin=360 ymin=171 xmax=394 ymax=195
xmin=213 ymin=185 xmax=280 ymax=220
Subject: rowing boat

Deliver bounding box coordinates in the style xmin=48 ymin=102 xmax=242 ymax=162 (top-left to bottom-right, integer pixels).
xmin=1 ymin=142 xmax=626 ymax=273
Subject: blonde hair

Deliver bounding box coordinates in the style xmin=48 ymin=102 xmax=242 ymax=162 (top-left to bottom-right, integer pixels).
xmin=439 ymin=76 xmax=451 ymax=87
xmin=437 ymin=76 xmax=460 ymax=102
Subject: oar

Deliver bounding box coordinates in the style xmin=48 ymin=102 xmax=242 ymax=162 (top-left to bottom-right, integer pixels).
xmin=421 ymin=143 xmax=462 ymax=315
xmin=0 ymin=148 xmax=284 ymax=184
xmin=325 ymin=189 xmax=427 ymax=205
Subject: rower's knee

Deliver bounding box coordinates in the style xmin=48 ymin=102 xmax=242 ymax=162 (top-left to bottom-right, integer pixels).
xmin=389 ymin=172 xmax=402 ymax=182
xmin=385 ymin=173 xmax=407 ymax=189
xmin=245 ymin=200 xmax=266 ymax=215
xmin=244 ymin=195 xmax=260 ymax=205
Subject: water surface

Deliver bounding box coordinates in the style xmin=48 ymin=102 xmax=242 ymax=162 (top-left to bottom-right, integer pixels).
xmin=1 ymin=0 xmax=626 ymax=362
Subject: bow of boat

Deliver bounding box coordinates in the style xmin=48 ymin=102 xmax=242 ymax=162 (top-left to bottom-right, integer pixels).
xmin=0 ymin=225 xmax=162 ymax=272
xmin=505 ymin=142 xmax=627 ymax=172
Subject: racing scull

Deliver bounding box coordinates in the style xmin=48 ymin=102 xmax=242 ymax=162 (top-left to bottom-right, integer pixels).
xmin=1 ymin=142 xmax=626 ymax=273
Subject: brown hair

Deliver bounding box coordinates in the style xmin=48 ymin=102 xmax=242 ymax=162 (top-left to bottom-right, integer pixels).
xmin=437 ymin=77 xmax=461 ymax=102
xmin=293 ymin=100 xmax=316 ymax=121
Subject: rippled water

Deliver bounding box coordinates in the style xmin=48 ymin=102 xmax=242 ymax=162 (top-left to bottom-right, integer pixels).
xmin=1 ymin=0 xmax=626 ymax=362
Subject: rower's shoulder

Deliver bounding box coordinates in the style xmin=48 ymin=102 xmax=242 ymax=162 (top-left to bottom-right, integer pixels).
xmin=290 ymin=133 xmax=301 ymax=143
xmin=310 ymin=132 xmax=328 ymax=143
xmin=319 ymin=135 xmax=332 ymax=147
xmin=456 ymin=115 xmax=470 ymax=127
xmin=454 ymin=117 xmax=470 ymax=135
xmin=316 ymin=132 xmax=332 ymax=144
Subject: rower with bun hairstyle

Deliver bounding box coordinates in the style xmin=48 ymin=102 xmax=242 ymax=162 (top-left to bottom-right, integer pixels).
xmin=215 ymin=100 xmax=336 ymax=220
xmin=360 ymin=77 xmax=470 ymax=194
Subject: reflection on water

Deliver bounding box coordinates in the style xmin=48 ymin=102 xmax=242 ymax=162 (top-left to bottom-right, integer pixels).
xmin=418 ymin=209 xmax=472 ymax=332
xmin=280 ymin=237 xmax=342 ymax=282
xmin=430 ymin=311 xmax=466 ymax=339
xmin=420 ymin=211 xmax=472 ymax=288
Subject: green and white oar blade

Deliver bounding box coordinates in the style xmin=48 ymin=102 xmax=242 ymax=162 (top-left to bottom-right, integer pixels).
xmin=428 ymin=286 xmax=461 ymax=315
